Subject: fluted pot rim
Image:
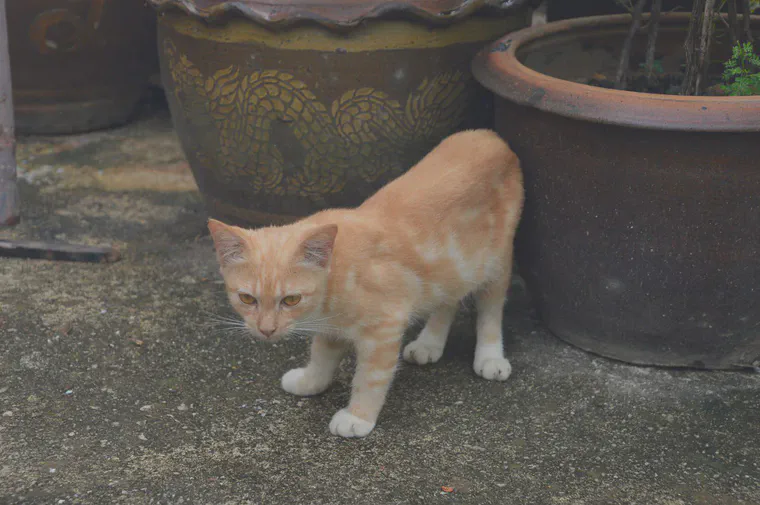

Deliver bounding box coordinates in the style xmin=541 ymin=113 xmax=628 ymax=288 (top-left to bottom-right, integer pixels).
xmin=147 ymin=0 xmax=535 ymax=29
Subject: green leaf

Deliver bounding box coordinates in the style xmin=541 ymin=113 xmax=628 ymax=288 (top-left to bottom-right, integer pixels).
xmin=720 ymin=41 xmax=760 ymax=95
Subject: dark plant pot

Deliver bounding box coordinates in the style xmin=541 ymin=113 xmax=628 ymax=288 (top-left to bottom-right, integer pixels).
xmin=473 ymin=14 xmax=760 ymax=370
xmin=148 ymin=0 xmax=531 ymax=227
xmin=9 ymin=0 xmax=158 ymax=135
xmin=547 ymin=0 xmax=693 ymax=21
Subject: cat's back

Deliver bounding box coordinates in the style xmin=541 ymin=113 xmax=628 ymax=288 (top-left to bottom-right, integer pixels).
xmin=349 ymin=129 xmax=523 ymax=309
xmin=360 ymin=129 xmax=522 ymax=220
xmin=408 ymin=129 xmax=519 ymax=184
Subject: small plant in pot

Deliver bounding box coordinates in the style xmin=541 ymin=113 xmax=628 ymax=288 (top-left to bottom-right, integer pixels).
xmin=718 ymin=40 xmax=760 ymax=94
xmin=595 ymin=0 xmax=760 ymax=95
xmin=472 ymin=3 xmax=760 ymax=369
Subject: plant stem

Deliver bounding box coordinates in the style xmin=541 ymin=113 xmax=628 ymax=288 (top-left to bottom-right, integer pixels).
xmin=615 ymin=0 xmax=647 ymax=89
xmin=681 ymin=0 xmax=718 ymax=95
xmin=739 ymin=0 xmax=754 ymax=42
xmin=645 ymin=0 xmax=664 ymax=86
xmin=696 ymin=0 xmax=717 ymax=94
xmin=681 ymin=0 xmax=705 ymax=94
xmin=727 ymin=0 xmax=739 ymax=46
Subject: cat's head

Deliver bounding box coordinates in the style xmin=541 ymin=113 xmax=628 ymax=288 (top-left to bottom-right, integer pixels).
xmin=207 ymin=219 xmax=338 ymax=342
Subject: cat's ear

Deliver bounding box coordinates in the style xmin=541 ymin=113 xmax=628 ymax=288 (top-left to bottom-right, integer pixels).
xmin=297 ymin=224 xmax=338 ymax=268
xmin=208 ymin=219 xmax=248 ymax=267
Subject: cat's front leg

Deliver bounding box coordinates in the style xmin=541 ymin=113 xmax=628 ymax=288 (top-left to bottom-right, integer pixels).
xmin=282 ymin=334 xmax=349 ymax=396
xmin=329 ymin=324 xmax=403 ymax=438
xmin=473 ymin=277 xmax=512 ymax=381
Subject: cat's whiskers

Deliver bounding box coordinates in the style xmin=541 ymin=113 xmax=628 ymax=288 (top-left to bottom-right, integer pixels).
xmin=202 ymin=312 xmax=246 ymax=327
xmin=204 ymin=320 xmax=248 ymax=331
xmin=288 ymin=315 xmax=342 ymax=338
xmin=216 ymin=327 xmax=252 ymax=338
xmin=297 ymin=316 xmax=340 ymax=326
xmin=294 ymin=312 xmax=342 ymax=330
xmin=203 ymin=311 xmax=254 ymax=339
xmin=292 ymin=324 xmax=340 ymax=335
xmin=203 ymin=320 xmax=244 ymax=328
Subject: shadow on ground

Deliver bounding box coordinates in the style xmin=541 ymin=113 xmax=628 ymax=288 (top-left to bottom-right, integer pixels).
xmin=1 ymin=95 xmax=758 ymax=505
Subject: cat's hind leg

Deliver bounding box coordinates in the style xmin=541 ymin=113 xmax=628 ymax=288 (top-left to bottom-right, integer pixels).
xmin=282 ymin=334 xmax=349 ymax=396
xmin=402 ymin=304 xmax=458 ymax=365
xmin=473 ymin=277 xmax=512 ymax=381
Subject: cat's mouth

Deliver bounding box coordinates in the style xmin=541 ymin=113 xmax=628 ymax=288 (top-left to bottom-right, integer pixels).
xmin=257 ymin=333 xmax=284 ymax=343
xmin=248 ymin=326 xmax=287 ymax=343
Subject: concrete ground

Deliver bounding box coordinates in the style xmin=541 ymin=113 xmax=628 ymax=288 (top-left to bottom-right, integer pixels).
xmin=1 ymin=93 xmax=758 ymax=505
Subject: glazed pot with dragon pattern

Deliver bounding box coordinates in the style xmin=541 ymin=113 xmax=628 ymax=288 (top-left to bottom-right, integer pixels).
xmin=9 ymin=0 xmax=158 ymax=134
xmin=148 ymin=0 xmax=532 ymax=226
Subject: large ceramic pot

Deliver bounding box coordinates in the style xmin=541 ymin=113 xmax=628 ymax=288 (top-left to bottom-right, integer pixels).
xmin=9 ymin=0 xmax=158 ymax=134
xmin=148 ymin=0 xmax=532 ymax=226
xmin=473 ymin=14 xmax=760 ymax=370
xmin=547 ymin=1 xmax=693 ymax=21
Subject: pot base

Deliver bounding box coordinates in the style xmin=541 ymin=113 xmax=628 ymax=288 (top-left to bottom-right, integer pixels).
xmin=15 ymin=93 xmax=143 ymax=135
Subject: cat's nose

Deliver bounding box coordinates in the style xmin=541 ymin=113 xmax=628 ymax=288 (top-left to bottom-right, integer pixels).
xmin=259 ymin=327 xmax=276 ymax=338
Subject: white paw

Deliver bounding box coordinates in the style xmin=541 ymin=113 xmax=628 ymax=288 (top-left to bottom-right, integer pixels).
xmin=329 ymin=409 xmax=376 ymax=438
xmin=474 ymin=357 xmax=512 ymax=381
xmin=281 ymin=368 xmax=329 ymax=396
xmin=403 ymin=340 xmax=444 ymax=365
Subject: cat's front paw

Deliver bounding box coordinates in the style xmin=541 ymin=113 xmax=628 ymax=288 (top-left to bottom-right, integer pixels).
xmin=281 ymin=368 xmax=330 ymax=396
xmin=329 ymin=409 xmax=375 ymax=438
xmin=402 ymin=340 xmax=444 ymax=365
xmin=474 ymin=357 xmax=512 ymax=381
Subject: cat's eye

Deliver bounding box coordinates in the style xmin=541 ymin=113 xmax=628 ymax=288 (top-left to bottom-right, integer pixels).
xmin=281 ymin=294 xmax=302 ymax=307
xmin=238 ymin=293 xmax=257 ymax=305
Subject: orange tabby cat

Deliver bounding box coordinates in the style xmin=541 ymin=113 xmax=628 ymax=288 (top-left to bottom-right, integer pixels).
xmin=208 ymin=129 xmax=524 ymax=438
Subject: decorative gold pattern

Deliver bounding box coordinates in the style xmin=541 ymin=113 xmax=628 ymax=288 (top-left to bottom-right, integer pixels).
xmin=163 ymin=40 xmax=471 ymax=196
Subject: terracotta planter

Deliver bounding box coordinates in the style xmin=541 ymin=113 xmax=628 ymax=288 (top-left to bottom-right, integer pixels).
xmin=547 ymin=1 xmax=692 ymax=21
xmin=148 ymin=0 xmax=531 ymax=226
xmin=9 ymin=0 xmax=158 ymax=135
xmin=473 ymin=14 xmax=760 ymax=370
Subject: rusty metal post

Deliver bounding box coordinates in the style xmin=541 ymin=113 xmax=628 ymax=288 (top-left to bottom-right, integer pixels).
xmin=0 ymin=0 xmax=19 ymax=227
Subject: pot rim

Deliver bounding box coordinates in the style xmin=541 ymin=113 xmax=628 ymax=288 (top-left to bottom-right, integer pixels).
xmin=147 ymin=0 xmax=533 ymax=29
xmin=472 ymin=13 xmax=760 ymax=132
